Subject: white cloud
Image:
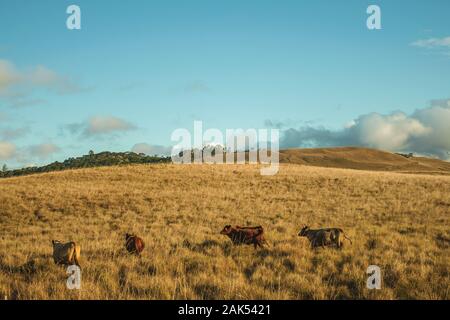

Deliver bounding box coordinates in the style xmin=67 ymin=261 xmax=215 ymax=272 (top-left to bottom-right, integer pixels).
xmin=348 ymin=112 xmax=430 ymax=151
xmin=0 ymin=127 xmax=30 ymax=140
xmin=0 ymin=141 xmax=16 ymax=160
xmin=85 ymin=116 xmax=136 ymax=136
xmin=0 ymin=141 xmax=61 ymax=165
xmin=28 ymin=143 xmax=60 ymax=159
xmin=280 ymin=100 xmax=450 ymax=160
xmin=28 ymin=65 xmax=81 ymax=94
xmin=411 ymin=36 xmax=450 ymax=48
xmin=0 ymin=59 xmax=84 ymax=107
xmin=67 ymin=116 xmax=136 ymax=138
xmin=131 ymin=143 xmax=171 ymax=156
xmin=410 ymin=102 xmax=450 ymax=158
xmin=0 ymin=60 xmax=20 ymax=91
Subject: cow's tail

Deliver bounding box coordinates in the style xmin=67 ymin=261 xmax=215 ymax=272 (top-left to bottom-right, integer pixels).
xmin=257 ymin=227 xmax=271 ymax=247
xmin=257 ymin=226 xmax=264 ymax=235
xmin=74 ymin=254 xmax=81 ymax=268
xmin=136 ymin=239 xmax=144 ymax=256
xmin=72 ymin=242 xmax=81 ymax=268
xmin=339 ymin=229 xmax=352 ymax=245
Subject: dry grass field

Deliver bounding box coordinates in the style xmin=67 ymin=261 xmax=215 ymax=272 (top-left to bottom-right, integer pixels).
xmin=280 ymin=147 xmax=450 ymax=173
xmin=0 ymin=161 xmax=449 ymax=300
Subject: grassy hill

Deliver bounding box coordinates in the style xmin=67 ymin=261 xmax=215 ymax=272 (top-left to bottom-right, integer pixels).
xmin=0 ymin=151 xmax=171 ymax=178
xmin=2 ymin=147 xmax=448 ymax=180
xmin=0 ymin=163 xmax=448 ymax=299
xmin=279 ymin=147 xmax=450 ymax=174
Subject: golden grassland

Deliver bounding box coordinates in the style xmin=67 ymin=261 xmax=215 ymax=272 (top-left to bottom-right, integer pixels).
xmin=0 ymin=163 xmax=449 ymax=300
xmin=280 ymin=147 xmax=450 ymax=173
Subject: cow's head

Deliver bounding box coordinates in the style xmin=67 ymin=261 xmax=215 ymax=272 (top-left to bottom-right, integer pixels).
xmin=298 ymin=226 xmax=309 ymax=237
xmin=51 ymin=240 xmax=60 ymax=246
xmin=125 ymin=233 xmax=133 ymax=241
xmin=220 ymin=225 xmax=233 ymax=235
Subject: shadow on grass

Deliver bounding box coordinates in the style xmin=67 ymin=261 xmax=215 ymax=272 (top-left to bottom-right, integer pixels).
xmin=194 ymin=283 xmax=221 ymax=299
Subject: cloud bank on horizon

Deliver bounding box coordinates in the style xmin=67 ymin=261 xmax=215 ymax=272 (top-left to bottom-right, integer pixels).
xmin=278 ymin=100 xmax=450 ymax=160
xmin=2 ymin=101 xmax=450 ymax=164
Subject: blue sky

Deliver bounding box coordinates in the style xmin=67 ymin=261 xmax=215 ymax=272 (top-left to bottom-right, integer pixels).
xmin=1 ymin=0 xmax=450 ymax=167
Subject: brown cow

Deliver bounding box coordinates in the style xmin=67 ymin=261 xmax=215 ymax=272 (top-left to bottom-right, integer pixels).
xmin=125 ymin=233 xmax=145 ymax=255
xmin=220 ymin=225 xmax=268 ymax=249
xmin=298 ymin=226 xmax=352 ymax=249
xmin=52 ymin=240 xmax=81 ymax=267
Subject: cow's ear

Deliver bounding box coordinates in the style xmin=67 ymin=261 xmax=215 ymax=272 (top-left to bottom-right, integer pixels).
xmin=52 ymin=240 xmax=55 ymax=245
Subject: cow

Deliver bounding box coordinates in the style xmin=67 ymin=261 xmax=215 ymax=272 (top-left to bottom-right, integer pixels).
xmin=220 ymin=225 xmax=268 ymax=249
xmin=51 ymin=240 xmax=81 ymax=267
xmin=298 ymin=226 xmax=352 ymax=249
xmin=125 ymin=233 xmax=145 ymax=255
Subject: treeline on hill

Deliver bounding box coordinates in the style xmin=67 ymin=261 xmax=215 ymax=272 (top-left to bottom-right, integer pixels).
xmin=0 ymin=151 xmax=171 ymax=178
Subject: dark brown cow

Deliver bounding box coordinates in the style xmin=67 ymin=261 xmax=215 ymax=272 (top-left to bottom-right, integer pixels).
xmin=220 ymin=225 xmax=268 ymax=249
xmin=125 ymin=233 xmax=145 ymax=255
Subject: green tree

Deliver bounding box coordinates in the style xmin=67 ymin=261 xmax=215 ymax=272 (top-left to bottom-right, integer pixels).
xmin=2 ymin=164 xmax=7 ymax=172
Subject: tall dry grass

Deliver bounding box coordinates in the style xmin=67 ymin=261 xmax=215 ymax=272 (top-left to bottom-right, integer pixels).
xmin=0 ymin=163 xmax=449 ymax=299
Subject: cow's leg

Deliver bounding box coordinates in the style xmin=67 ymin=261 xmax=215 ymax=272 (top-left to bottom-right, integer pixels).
xmin=67 ymin=250 xmax=74 ymax=264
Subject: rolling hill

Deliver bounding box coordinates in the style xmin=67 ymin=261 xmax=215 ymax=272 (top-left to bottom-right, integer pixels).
xmin=1 ymin=147 xmax=449 ymax=179
xmin=279 ymin=147 xmax=450 ymax=174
